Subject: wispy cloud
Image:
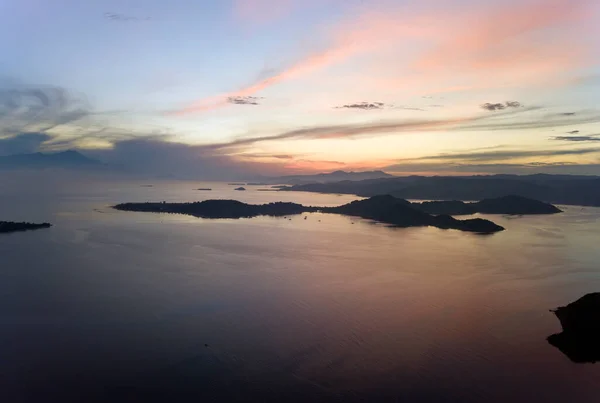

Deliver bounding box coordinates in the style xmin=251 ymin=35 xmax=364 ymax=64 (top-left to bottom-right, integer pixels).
xmin=0 ymin=85 xmax=90 ymax=134
xmin=335 ymin=102 xmax=388 ymax=110
xmin=201 ymin=118 xmax=471 ymax=151
xmin=228 ymin=96 xmax=262 ymax=105
xmin=384 ymin=161 xmax=600 ymax=176
xmin=552 ymin=135 xmax=600 ymax=142
xmin=237 ymin=152 xmax=297 ymax=160
xmin=408 ymin=147 xmax=600 ymax=163
xmin=333 ymin=102 xmax=426 ymax=111
xmin=481 ymin=101 xmax=522 ymax=111
xmin=396 ymin=106 xmax=425 ymax=112
xmin=104 ymin=12 xmax=151 ymax=22
xmin=200 ymin=107 xmax=600 ymax=151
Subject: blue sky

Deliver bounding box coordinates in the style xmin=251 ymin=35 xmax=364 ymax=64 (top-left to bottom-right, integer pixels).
xmin=1 ymin=0 xmax=600 ymax=178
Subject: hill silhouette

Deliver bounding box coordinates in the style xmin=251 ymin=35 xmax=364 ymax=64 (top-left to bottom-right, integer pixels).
xmin=0 ymin=150 xmax=101 ymax=170
xmin=285 ymin=175 xmax=600 ymax=207
xmin=258 ymin=170 xmax=393 ymax=185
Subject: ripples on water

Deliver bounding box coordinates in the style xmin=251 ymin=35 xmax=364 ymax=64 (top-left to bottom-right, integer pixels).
xmin=1 ymin=176 xmax=600 ymax=402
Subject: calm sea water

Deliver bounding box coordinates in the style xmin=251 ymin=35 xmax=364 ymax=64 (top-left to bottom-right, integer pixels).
xmin=1 ymin=175 xmax=600 ymax=402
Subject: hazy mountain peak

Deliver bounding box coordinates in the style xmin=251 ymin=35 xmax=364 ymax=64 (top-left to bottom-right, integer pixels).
xmin=0 ymin=150 xmax=102 ymax=170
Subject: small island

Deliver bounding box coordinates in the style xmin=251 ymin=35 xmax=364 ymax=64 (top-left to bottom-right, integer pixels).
xmin=196 ymin=188 xmax=212 ymax=191
xmin=234 ymin=187 xmax=246 ymax=191
xmin=414 ymin=195 xmax=562 ymax=215
xmin=113 ymin=195 xmax=505 ymax=233
xmin=547 ymin=293 xmax=600 ymax=363
xmin=0 ymin=221 xmax=52 ymax=234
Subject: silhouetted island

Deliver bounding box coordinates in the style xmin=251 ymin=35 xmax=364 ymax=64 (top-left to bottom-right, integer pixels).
xmin=196 ymin=188 xmax=212 ymax=191
xmin=234 ymin=187 xmax=246 ymax=191
xmin=325 ymin=195 xmax=504 ymax=233
xmin=113 ymin=195 xmax=505 ymax=233
xmin=547 ymin=293 xmax=600 ymax=363
xmin=414 ymin=195 xmax=562 ymax=215
xmin=0 ymin=221 xmax=52 ymax=234
xmin=114 ymin=200 xmax=311 ymax=218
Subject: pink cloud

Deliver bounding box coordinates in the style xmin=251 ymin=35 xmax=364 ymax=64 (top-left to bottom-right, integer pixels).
xmin=412 ymin=0 xmax=590 ymax=72
xmin=172 ymin=38 xmax=371 ymax=116
xmin=173 ymin=0 xmax=596 ymax=116
xmin=359 ymin=0 xmax=594 ymax=95
xmin=172 ymin=12 xmax=426 ymax=116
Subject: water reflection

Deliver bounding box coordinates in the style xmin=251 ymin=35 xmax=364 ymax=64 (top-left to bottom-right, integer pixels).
xmin=1 ymin=176 xmax=600 ymax=402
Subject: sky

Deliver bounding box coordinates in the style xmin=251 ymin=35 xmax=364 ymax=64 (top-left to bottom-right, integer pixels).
xmin=1 ymin=0 xmax=600 ymax=178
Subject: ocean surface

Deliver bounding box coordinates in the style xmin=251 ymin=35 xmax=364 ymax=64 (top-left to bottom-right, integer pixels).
xmin=1 ymin=175 xmax=600 ymax=402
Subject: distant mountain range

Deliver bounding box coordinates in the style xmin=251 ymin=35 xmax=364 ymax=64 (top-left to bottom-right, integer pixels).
xmin=0 ymin=150 xmax=103 ymax=170
xmin=285 ymin=174 xmax=600 ymax=207
xmin=259 ymin=170 xmax=393 ymax=185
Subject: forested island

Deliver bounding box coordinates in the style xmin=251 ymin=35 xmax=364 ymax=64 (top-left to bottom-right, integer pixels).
xmin=113 ymin=195 xmax=505 ymax=233
xmin=0 ymin=221 xmax=52 ymax=234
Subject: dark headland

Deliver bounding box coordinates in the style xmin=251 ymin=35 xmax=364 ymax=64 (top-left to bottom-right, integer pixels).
xmin=0 ymin=221 xmax=52 ymax=234
xmin=547 ymin=293 xmax=600 ymax=363
xmin=113 ymin=195 xmax=505 ymax=233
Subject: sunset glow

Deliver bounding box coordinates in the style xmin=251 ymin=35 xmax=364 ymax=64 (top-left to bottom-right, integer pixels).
xmin=1 ymin=0 xmax=599 ymax=178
